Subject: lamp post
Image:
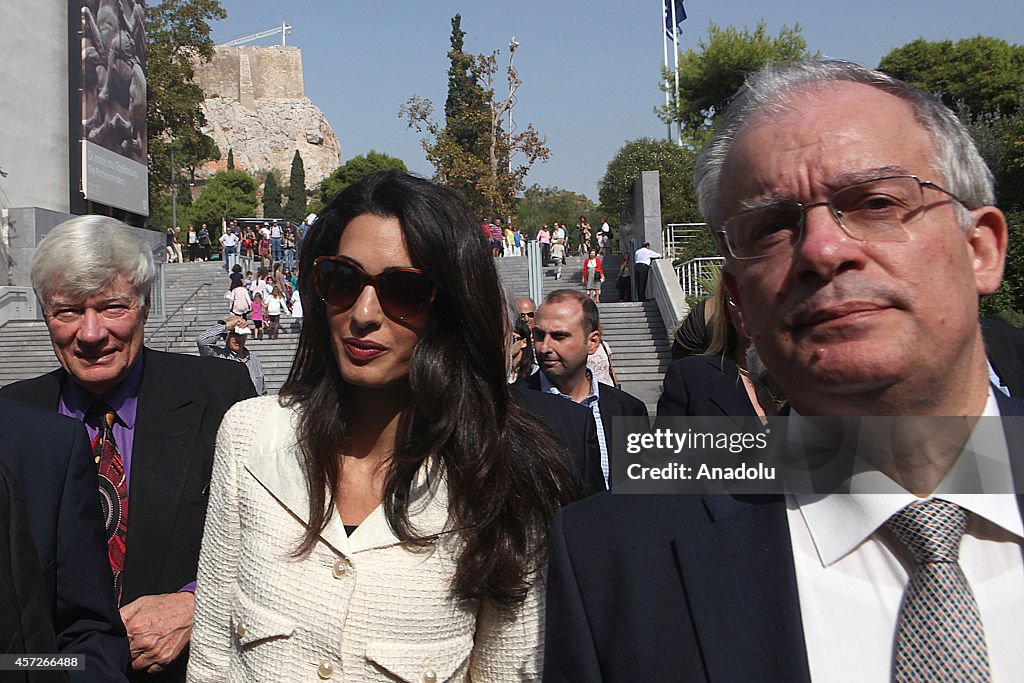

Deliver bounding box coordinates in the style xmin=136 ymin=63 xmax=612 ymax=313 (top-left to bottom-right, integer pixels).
xmin=169 ymin=140 xmax=178 ymax=229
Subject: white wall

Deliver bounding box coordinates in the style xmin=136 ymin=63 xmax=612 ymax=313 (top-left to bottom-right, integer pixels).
xmin=0 ymin=0 xmax=70 ymax=213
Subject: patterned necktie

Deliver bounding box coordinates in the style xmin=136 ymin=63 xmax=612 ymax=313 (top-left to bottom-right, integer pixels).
xmin=89 ymin=402 xmax=128 ymax=603
xmin=885 ymin=499 xmax=991 ymax=683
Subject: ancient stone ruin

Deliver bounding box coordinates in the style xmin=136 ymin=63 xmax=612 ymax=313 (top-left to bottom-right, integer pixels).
xmin=192 ymin=45 xmax=341 ymax=191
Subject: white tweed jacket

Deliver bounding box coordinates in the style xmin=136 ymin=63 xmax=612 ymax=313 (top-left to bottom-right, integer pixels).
xmin=187 ymin=396 xmax=544 ymax=682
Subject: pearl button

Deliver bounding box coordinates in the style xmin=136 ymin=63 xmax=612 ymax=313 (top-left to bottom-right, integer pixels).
xmin=235 ymin=623 xmax=246 ymax=639
xmin=332 ymin=558 xmax=348 ymax=579
xmin=317 ymin=658 xmax=334 ymax=679
xmin=423 ymin=670 xmax=437 ymax=683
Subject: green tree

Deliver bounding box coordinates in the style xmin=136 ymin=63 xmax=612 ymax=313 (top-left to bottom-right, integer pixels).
xmin=262 ymin=171 xmax=283 ymax=219
xmin=516 ymin=185 xmax=596 ymax=236
xmin=226 ymin=148 xmax=234 ymax=170
xmin=444 ymin=16 xmax=491 ymax=167
xmin=400 ymin=15 xmax=549 ymax=219
xmin=878 ymin=37 xmax=1024 ymax=120
xmin=145 ymin=0 xmax=226 ymax=225
xmin=188 ymin=170 xmax=257 ymax=240
xmin=598 ymin=138 xmax=715 ymax=260
xmin=284 ymin=151 xmax=307 ymax=223
xmin=319 ymin=151 xmax=408 ymax=206
xmin=660 ymin=20 xmax=815 ymax=145
xmin=962 ymin=104 xmax=1024 ymax=212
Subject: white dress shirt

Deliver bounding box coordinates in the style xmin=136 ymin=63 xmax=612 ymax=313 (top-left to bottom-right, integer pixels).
xmin=787 ymin=390 xmax=1024 ymax=681
xmin=633 ymin=247 xmax=661 ymax=265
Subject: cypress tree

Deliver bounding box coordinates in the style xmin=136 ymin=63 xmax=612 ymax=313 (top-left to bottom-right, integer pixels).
xmin=284 ymin=150 xmax=307 ymax=223
xmin=263 ymin=171 xmax=283 ymax=219
xmin=226 ymin=148 xmax=235 ymax=170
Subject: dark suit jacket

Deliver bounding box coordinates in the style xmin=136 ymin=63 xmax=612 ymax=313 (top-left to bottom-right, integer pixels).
xmin=510 ymin=384 xmax=606 ymax=497
xmin=0 ymin=461 xmax=67 ymax=683
xmin=0 ymin=400 xmax=129 ymax=682
xmin=982 ymin=317 xmax=1024 ymax=398
xmin=519 ymin=372 xmax=649 ymax=455
xmin=0 ymin=348 xmax=256 ymax=682
xmin=543 ymin=392 xmax=1024 ymax=683
xmin=657 ymin=354 xmax=756 ymax=418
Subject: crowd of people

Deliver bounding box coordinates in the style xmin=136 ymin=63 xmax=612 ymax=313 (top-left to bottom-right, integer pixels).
xmin=1 ymin=59 xmax=1022 ymax=682
xmin=482 ymin=215 xmax=614 ymax=261
xmin=163 ymin=219 xmax=307 ymax=274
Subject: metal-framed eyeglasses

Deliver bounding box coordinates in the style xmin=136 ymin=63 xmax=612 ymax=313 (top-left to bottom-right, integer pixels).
xmin=718 ymin=175 xmax=970 ymax=260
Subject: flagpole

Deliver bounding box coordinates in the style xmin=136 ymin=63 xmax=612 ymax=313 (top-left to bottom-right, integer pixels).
xmin=662 ymin=1 xmax=672 ymax=142
xmin=670 ymin=0 xmax=682 ymax=145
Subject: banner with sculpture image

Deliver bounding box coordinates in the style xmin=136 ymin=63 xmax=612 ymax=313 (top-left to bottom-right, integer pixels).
xmin=80 ymin=0 xmax=149 ymax=215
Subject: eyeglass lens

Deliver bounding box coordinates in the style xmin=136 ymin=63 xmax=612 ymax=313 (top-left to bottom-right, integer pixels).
xmin=726 ymin=176 xmax=933 ymax=259
xmin=314 ymin=258 xmax=434 ymax=319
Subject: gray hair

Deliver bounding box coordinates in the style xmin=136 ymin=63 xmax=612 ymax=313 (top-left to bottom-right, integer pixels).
xmin=695 ymin=60 xmax=994 ymax=235
xmin=31 ymin=215 xmax=156 ymax=307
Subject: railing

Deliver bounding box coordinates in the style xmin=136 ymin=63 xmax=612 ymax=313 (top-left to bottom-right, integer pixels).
xmin=662 ymin=223 xmax=708 ymax=259
xmin=676 ymin=257 xmax=725 ymax=299
xmin=145 ymin=281 xmax=213 ymax=351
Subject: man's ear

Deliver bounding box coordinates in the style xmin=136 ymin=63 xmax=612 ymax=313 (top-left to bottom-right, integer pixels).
xmin=968 ymin=206 xmax=1008 ymax=295
xmin=721 ymin=269 xmax=749 ymax=337
xmin=141 ymin=294 xmax=151 ymax=324
xmin=586 ymin=328 xmax=602 ymax=355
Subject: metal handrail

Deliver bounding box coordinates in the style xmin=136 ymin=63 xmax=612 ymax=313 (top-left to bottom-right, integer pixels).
xmin=675 ymin=256 xmax=725 ymax=299
xmin=662 ymin=222 xmax=708 ymax=260
xmin=145 ymin=281 xmax=213 ymax=351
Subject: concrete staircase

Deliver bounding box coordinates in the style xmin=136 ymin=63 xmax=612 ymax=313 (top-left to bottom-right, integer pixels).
xmin=0 ymin=255 xmax=670 ymax=412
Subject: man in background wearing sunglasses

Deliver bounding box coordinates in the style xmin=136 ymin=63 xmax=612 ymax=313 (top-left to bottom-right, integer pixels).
xmin=196 ymin=317 xmax=267 ymax=396
xmin=544 ymin=61 xmax=1022 ymax=682
xmin=517 ymin=296 xmax=537 ymax=338
xmin=1 ymin=216 xmax=256 ymax=682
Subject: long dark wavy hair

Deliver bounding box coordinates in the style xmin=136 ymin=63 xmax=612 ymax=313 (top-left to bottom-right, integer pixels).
xmin=510 ymin=317 xmax=536 ymax=383
xmin=280 ymin=171 xmax=580 ymax=608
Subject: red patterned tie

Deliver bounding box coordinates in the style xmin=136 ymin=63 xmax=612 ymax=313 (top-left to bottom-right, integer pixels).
xmin=886 ymin=499 xmax=991 ymax=682
xmin=90 ymin=403 xmax=128 ymax=604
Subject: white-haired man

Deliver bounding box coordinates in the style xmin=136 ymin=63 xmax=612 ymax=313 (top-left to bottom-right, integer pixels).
xmin=544 ymin=61 xmax=1022 ymax=682
xmin=2 ymin=216 xmax=256 ymax=682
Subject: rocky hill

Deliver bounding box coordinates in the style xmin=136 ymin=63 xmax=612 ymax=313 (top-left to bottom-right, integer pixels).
xmin=193 ymin=46 xmax=341 ymax=191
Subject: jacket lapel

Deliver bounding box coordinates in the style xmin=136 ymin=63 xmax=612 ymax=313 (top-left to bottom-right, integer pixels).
xmin=672 ymin=494 xmax=812 ymax=683
xmin=245 ymin=439 xmax=450 ymax=558
xmin=123 ymin=350 xmax=207 ymax=593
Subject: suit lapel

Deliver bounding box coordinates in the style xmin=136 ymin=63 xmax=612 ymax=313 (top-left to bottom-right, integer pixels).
xmin=123 ymin=350 xmax=207 ymax=594
xmin=672 ymin=495 xmax=812 ymax=683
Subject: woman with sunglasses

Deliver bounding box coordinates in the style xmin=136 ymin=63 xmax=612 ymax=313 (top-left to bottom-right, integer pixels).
xmin=189 ymin=171 xmax=579 ymax=681
xmin=507 ymin=316 xmax=536 ymax=383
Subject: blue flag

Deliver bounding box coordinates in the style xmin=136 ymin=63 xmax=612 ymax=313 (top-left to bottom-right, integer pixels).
xmin=664 ymin=0 xmax=687 ymax=37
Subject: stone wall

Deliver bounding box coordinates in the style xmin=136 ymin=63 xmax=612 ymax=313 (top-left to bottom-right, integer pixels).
xmin=192 ymin=45 xmax=339 ymax=192
xmin=195 ymin=46 xmax=305 ymax=105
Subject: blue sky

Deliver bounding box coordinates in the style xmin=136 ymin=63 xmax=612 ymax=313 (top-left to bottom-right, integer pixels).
xmin=210 ymin=1 xmax=1024 ymax=202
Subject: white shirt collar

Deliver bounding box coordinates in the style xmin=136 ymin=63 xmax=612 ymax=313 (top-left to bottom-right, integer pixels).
xmin=791 ymin=388 xmax=1024 ymax=566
